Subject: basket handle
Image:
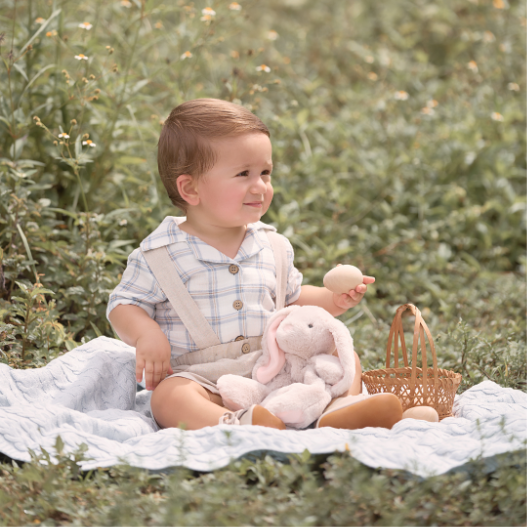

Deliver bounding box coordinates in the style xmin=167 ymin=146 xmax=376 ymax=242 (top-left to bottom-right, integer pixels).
xmin=386 ymin=304 xmax=438 ymax=397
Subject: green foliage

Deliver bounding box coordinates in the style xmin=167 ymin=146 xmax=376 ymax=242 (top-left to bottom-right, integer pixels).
xmin=0 ymin=0 xmax=525 ymax=523
xmin=0 ymin=443 xmax=525 ymax=525
xmin=1 ymin=0 xmax=525 ymax=363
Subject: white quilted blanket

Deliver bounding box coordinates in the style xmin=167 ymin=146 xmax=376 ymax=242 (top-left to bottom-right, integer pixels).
xmin=0 ymin=337 xmax=525 ymax=477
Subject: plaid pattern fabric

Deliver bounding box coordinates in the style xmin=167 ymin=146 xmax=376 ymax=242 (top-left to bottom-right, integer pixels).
xmin=107 ymin=217 xmax=303 ymax=357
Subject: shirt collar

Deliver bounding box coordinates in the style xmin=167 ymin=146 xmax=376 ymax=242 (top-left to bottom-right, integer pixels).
xmin=140 ymin=216 xmax=276 ymax=263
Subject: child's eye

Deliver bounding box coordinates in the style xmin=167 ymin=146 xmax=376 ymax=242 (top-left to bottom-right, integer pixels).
xmin=236 ymin=170 xmax=250 ymax=177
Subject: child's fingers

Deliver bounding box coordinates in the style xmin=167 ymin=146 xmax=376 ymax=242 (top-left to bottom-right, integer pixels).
xmin=144 ymin=361 xmax=155 ymax=390
xmin=136 ymin=358 xmax=145 ymax=383
xmin=152 ymin=361 xmax=166 ymax=388
xmin=362 ymin=275 xmax=375 ymax=284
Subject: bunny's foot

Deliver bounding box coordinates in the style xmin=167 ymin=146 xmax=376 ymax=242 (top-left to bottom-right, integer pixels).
xmin=262 ymin=383 xmax=331 ymax=429
xmin=219 ymin=404 xmax=286 ymax=430
xmin=217 ymin=374 xmax=268 ymax=411
xmin=316 ymin=393 xmax=402 ymax=430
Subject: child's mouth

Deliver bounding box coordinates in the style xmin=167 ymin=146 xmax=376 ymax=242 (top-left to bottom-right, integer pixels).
xmin=244 ymin=202 xmax=263 ymax=207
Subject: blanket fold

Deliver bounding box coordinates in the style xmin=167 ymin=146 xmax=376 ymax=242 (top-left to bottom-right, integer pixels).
xmin=0 ymin=336 xmax=525 ymax=477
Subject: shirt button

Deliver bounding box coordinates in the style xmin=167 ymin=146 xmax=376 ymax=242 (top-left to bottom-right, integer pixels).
xmin=229 ymin=264 xmax=239 ymax=275
xmin=233 ymin=300 xmax=243 ymax=310
xmin=241 ymin=343 xmax=251 ymax=354
xmin=235 ymin=335 xmax=245 ymax=342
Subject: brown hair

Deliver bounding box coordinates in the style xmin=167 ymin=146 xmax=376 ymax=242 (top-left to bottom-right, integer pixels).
xmin=157 ymin=98 xmax=270 ymax=211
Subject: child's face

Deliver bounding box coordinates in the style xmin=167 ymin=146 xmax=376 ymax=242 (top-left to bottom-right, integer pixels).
xmin=193 ymin=133 xmax=274 ymax=228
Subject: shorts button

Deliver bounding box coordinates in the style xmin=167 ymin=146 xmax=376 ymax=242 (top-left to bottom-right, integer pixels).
xmin=233 ymin=300 xmax=243 ymax=310
xmin=235 ymin=335 xmax=245 ymax=342
xmin=229 ymin=264 xmax=239 ymax=274
xmin=241 ymin=343 xmax=250 ymax=354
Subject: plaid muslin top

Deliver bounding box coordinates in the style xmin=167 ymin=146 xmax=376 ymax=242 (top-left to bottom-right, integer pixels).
xmin=107 ymin=216 xmax=303 ymax=357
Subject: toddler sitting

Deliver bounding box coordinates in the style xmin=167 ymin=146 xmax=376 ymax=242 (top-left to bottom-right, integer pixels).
xmin=107 ymin=98 xmax=402 ymax=430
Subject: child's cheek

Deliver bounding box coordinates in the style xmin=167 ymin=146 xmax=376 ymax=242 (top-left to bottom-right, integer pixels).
xmin=263 ymin=186 xmax=274 ymax=212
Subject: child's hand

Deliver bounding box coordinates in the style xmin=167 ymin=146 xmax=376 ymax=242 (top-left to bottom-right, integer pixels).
xmin=332 ymin=275 xmax=375 ymax=311
xmin=135 ymin=328 xmax=174 ymax=391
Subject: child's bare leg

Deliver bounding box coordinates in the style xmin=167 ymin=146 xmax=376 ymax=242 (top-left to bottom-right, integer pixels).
xmin=347 ymin=351 xmax=362 ymax=395
xmin=151 ymin=377 xmax=226 ymax=430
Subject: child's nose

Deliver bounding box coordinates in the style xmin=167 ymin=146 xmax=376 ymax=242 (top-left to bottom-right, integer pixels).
xmin=251 ymin=178 xmax=268 ymax=193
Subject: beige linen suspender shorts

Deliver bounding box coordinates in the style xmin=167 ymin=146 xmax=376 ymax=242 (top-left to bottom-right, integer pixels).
xmin=141 ymin=231 xmax=289 ymax=396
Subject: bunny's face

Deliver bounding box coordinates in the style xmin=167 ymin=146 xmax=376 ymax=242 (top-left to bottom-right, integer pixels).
xmin=275 ymin=308 xmax=336 ymax=359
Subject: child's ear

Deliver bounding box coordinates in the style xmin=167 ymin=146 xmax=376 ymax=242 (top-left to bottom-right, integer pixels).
xmin=176 ymin=174 xmax=200 ymax=206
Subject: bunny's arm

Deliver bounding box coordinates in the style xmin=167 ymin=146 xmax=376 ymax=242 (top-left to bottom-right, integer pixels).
xmin=309 ymin=354 xmax=345 ymax=386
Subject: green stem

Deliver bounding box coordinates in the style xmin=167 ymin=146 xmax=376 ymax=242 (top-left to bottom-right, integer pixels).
xmin=21 ymin=296 xmax=32 ymax=360
xmin=73 ymin=165 xmax=89 ymax=213
xmin=8 ymin=0 xmax=18 ymax=139
xmin=100 ymin=2 xmax=145 ymax=164
xmin=25 ymin=0 xmax=32 ymax=100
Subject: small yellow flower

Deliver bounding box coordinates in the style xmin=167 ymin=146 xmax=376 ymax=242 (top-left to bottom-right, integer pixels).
xmin=75 ymin=54 xmax=89 ymax=60
xmin=82 ymin=139 xmax=97 ymax=147
xmin=121 ymin=0 xmax=132 ymax=7
xmin=78 ymin=22 xmax=93 ymax=30
xmin=58 ymin=133 xmax=70 ymax=139
xmin=201 ymin=7 xmax=216 ymax=19
xmin=266 ymin=30 xmax=279 ymax=41
xmin=365 ymin=55 xmax=374 ymax=63
xmin=467 ymin=60 xmax=478 ymax=72
xmin=483 ymin=31 xmax=495 ymax=42
xmin=230 ymin=50 xmax=240 ymax=59
xmin=427 ymin=99 xmax=438 ymax=108
xmin=180 ymin=50 xmax=192 ymax=60
xmin=256 ymin=64 xmax=271 ymax=72
xmin=421 ymin=107 xmax=435 ymax=115
xmin=46 ymin=30 xmax=58 ymax=37
xmin=229 ymin=2 xmax=242 ymax=10
xmin=119 ymin=219 xmax=128 ymax=226
xmin=367 ymin=72 xmax=378 ymax=81
xmin=491 ymin=112 xmax=503 ymax=121
xmin=493 ymin=0 xmax=505 ymax=8
xmin=394 ymin=90 xmax=409 ymax=100
xmin=507 ymin=82 xmax=519 ymax=91
xmin=155 ymin=21 xmax=163 ymax=29
xmin=35 ymin=17 xmax=45 ymax=24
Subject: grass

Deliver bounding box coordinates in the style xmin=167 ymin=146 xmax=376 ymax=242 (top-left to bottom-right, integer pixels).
xmin=0 ymin=444 xmax=525 ymax=526
xmin=0 ymin=0 xmax=525 ymax=524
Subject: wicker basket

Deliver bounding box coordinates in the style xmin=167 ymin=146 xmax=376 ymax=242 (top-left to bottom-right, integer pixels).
xmin=362 ymin=303 xmax=462 ymax=420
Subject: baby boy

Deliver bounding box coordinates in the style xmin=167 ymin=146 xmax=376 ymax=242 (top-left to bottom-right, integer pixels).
xmin=107 ymin=98 xmax=401 ymax=430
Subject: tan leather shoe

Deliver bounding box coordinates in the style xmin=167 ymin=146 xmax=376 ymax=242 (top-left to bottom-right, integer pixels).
xmin=219 ymin=404 xmax=286 ymax=430
xmin=316 ymin=393 xmax=403 ymax=430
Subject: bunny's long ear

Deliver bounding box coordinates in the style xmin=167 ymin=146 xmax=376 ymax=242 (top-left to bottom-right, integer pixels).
xmin=255 ymin=306 xmax=299 ymax=384
xmin=328 ymin=319 xmax=356 ymax=397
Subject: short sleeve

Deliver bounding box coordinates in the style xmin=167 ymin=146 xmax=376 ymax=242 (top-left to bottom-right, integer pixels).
xmin=106 ymin=248 xmax=167 ymax=320
xmin=283 ymin=236 xmax=303 ymax=305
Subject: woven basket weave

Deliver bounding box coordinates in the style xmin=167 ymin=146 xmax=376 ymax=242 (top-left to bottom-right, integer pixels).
xmin=362 ymin=303 xmax=462 ymax=420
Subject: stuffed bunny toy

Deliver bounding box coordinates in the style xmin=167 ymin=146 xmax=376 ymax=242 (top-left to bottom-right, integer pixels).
xmin=217 ymin=305 xmax=356 ymax=429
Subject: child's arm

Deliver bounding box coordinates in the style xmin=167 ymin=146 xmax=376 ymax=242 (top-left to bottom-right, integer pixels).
xmin=289 ymin=276 xmax=375 ymax=316
xmin=109 ymin=304 xmax=173 ymax=390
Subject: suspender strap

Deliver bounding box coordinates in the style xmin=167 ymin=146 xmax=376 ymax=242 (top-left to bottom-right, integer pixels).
xmin=141 ymin=247 xmax=222 ymax=349
xmin=140 ymin=229 xmax=289 ymax=350
xmin=266 ymin=231 xmax=288 ymax=310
